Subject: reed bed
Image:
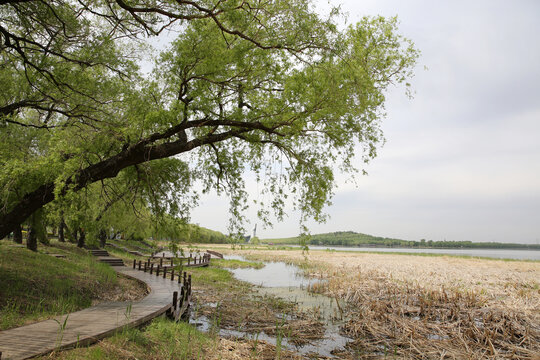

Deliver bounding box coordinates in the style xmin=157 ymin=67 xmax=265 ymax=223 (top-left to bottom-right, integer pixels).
xmin=203 ymin=246 xmax=540 ymax=359
xmin=313 ymin=273 xmax=540 ymax=359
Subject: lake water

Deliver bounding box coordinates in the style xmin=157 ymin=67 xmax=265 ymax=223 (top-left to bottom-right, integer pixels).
xmin=295 ymin=245 xmax=540 ymax=261
xmin=191 ymin=255 xmax=352 ymax=358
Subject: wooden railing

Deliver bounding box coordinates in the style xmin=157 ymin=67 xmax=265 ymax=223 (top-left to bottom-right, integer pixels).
xmin=206 ymin=250 xmax=224 ymax=259
xmin=131 ymin=259 xmax=192 ymax=321
xmin=147 ymin=253 xmax=211 ymax=268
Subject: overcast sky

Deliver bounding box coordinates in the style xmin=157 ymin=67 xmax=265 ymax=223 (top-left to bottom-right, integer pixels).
xmin=190 ymin=0 xmax=540 ymax=244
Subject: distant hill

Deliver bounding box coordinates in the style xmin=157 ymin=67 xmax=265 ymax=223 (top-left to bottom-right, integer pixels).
xmin=263 ymin=231 xmax=540 ymax=250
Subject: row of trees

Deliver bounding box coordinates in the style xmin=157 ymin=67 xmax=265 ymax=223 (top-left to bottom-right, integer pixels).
xmin=284 ymin=231 xmax=540 ymax=249
xmin=0 ymin=0 xmax=418 ymax=250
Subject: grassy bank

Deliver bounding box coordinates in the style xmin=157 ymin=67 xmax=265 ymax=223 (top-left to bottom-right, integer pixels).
xmin=38 ymin=255 xmax=314 ymax=359
xmin=0 ymin=240 xmax=146 ymax=330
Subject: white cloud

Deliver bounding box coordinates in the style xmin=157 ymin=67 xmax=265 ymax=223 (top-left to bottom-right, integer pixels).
xmin=190 ymin=0 xmax=540 ymax=244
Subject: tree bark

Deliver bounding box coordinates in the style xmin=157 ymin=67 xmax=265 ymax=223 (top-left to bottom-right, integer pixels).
xmin=58 ymin=217 xmax=65 ymax=242
xmin=77 ymin=228 xmax=85 ymax=248
xmin=27 ymin=226 xmax=37 ymax=251
xmin=13 ymin=224 xmax=22 ymax=244
xmin=70 ymin=228 xmax=78 ymax=244
xmin=99 ymin=229 xmax=107 ymax=248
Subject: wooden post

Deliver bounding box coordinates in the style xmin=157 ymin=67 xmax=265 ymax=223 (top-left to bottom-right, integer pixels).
xmin=179 ymin=287 xmax=185 ymax=307
xmin=172 ymin=291 xmax=178 ymax=312
xmin=178 ymin=271 xmax=182 ymax=284
xmin=132 ymin=259 xmax=136 ymax=269
xmin=150 ymin=263 xmax=154 ymax=274
xmin=160 ymin=257 xmax=163 ymax=267
xmin=162 ymin=253 xmax=165 ymax=258
xmin=156 ymin=265 xmax=160 ymax=276
xmin=183 ymin=271 xmax=187 ymax=285
xmin=171 ymin=268 xmax=175 ymax=281
xmin=188 ymin=274 xmax=192 ymax=296
xmin=138 ymin=260 xmax=142 ymax=270
xmin=163 ymin=266 xmax=167 ymax=279
xmin=144 ymin=262 xmax=147 ymax=272
xmin=187 ymin=257 xmax=190 ymax=265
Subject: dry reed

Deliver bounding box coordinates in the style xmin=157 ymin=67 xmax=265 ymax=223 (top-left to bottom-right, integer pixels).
xmin=202 ymin=246 xmax=540 ymax=359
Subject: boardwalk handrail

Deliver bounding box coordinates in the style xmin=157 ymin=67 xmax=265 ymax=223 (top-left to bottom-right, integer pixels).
xmin=131 ymin=258 xmax=192 ymax=321
xmin=206 ymin=250 xmax=224 ymax=259
xmin=144 ymin=253 xmax=211 ymax=268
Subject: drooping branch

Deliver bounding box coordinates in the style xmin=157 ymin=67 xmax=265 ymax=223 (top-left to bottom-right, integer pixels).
xmin=0 ymin=123 xmax=255 ymax=238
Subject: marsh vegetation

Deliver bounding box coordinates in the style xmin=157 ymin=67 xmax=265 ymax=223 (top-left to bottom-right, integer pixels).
xmin=197 ymin=244 xmax=540 ymax=359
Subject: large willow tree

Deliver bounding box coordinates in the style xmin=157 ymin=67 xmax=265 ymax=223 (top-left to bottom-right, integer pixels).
xmin=0 ymin=0 xmax=418 ymax=242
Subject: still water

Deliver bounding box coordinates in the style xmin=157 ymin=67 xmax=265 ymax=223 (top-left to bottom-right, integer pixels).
xmin=289 ymin=245 xmax=540 ymax=261
xmin=192 ymin=255 xmax=351 ymax=358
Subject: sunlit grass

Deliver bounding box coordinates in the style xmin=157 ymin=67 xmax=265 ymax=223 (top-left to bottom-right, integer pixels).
xmin=1 ymin=240 xmax=119 ymax=330
xmin=212 ymin=258 xmax=264 ymax=269
xmin=40 ymin=318 xmax=214 ymax=360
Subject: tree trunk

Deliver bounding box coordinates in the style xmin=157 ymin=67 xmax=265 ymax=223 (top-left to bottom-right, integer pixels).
xmin=0 ymin=128 xmax=237 ymax=239
xmin=77 ymin=228 xmax=85 ymax=248
xmin=27 ymin=226 xmax=37 ymax=251
xmin=70 ymin=228 xmax=78 ymax=244
xmin=58 ymin=217 xmax=65 ymax=242
xmin=99 ymin=229 xmax=107 ymax=248
xmin=13 ymin=224 xmax=22 ymax=244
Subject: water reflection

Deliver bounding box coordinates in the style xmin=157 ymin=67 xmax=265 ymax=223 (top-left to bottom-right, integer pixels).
xmin=228 ymin=261 xmax=321 ymax=288
xmin=192 ymin=255 xmax=352 ymax=358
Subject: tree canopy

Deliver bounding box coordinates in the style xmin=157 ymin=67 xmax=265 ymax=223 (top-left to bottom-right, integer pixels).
xmin=0 ymin=0 xmax=419 ymax=244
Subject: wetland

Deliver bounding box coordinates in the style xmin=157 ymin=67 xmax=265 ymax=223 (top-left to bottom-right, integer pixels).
xmin=193 ymin=244 xmax=540 ymax=359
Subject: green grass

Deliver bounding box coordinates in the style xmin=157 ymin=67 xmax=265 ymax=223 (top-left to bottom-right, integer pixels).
xmin=0 ymin=240 xmax=119 ymax=330
xmin=107 ymin=238 xmax=155 ymax=253
xmin=188 ymin=265 xmax=240 ymax=290
xmin=212 ymin=258 xmax=264 ymax=269
xmin=105 ymin=245 xmax=139 ymax=261
xmin=41 ymin=317 xmax=214 ymax=359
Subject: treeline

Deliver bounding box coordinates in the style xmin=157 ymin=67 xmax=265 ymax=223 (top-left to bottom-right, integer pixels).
xmin=187 ymin=225 xmax=231 ymax=244
xmin=265 ymin=231 xmax=540 ymax=250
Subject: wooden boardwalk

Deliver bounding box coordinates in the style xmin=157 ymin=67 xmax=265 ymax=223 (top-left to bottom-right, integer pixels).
xmin=0 ymin=266 xmax=186 ymax=360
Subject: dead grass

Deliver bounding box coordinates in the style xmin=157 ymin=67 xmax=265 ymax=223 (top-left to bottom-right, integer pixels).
xmin=198 ymin=245 xmax=540 ymax=359
xmin=91 ymin=273 xmax=148 ymax=305
xmin=190 ymin=266 xmax=325 ymax=347
xmin=210 ymin=337 xmax=304 ymax=360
